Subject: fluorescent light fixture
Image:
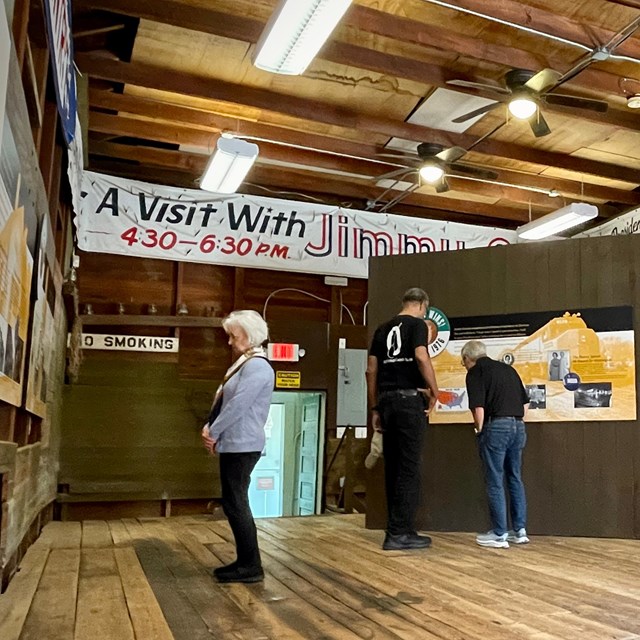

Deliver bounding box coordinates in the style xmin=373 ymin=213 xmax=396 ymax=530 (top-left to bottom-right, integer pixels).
xmin=508 ymin=97 xmax=537 ymax=120
xmin=419 ymin=164 xmax=445 ymax=183
xmin=253 ymin=0 xmax=352 ymax=75
xmin=200 ymin=137 xmax=258 ymax=194
xmin=517 ymin=203 xmax=598 ymax=240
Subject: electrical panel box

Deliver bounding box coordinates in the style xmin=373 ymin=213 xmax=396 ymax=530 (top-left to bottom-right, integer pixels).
xmin=337 ymin=348 xmax=367 ymax=427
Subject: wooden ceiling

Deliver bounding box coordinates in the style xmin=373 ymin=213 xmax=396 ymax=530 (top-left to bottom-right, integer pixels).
xmin=72 ymin=0 xmax=640 ymax=229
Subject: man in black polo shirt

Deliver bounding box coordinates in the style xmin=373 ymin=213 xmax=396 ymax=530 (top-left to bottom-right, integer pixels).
xmin=367 ymin=287 xmax=439 ymax=550
xmin=462 ymin=340 xmax=530 ymax=548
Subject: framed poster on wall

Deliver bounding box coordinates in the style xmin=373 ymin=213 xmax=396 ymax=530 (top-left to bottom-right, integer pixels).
xmin=25 ymin=215 xmax=61 ymax=418
xmin=430 ymin=306 xmax=636 ymax=423
xmin=0 ymin=207 xmax=34 ymax=406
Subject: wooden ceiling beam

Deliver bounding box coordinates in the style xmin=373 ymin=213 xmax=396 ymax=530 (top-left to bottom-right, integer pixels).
xmin=93 ymin=138 xmax=616 ymax=222
xmin=604 ymin=0 xmax=640 ymax=8
xmin=77 ymin=53 xmax=640 ymax=185
xmin=88 ymin=88 xmax=383 ymax=159
xmin=345 ymin=5 xmax=630 ymax=98
xmin=324 ymin=40 xmax=640 ymax=131
xmin=88 ymin=156 xmax=521 ymax=228
xmin=90 ymin=119 xmax=548 ymax=208
xmin=89 ymin=89 xmax=640 ymax=206
xmin=88 ymin=112 xmax=398 ymax=178
xmin=437 ymin=0 xmax=640 ymax=59
xmin=486 ymin=167 xmax=640 ymax=206
xmin=88 ymin=111 xmax=638 ymax=208
xmin=75 ymin=0 xmax=263 ymax=41
xmin=74 ymin=0 xmax=639 ymax=131
xmin=73 ymin=16 xmax=126 ymax=38
xmin=87 ymin=142 xmax=532 ymax=223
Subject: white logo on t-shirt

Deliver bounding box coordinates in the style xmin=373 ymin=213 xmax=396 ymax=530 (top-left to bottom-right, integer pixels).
xmin=386 ymin=324 xmax=402 ymax=358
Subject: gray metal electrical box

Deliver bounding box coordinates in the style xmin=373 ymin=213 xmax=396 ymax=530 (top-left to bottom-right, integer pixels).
xmin=337 ymin=348 xmax=367 ymax=426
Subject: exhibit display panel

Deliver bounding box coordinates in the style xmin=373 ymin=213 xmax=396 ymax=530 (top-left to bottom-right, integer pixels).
xmin=430 ymin=306 xmax=636 ymax=423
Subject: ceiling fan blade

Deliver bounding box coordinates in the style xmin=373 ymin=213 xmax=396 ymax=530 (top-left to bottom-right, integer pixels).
xmin=434 ymin=177 xmax=450 ymax=193
xmin=449 ymin=163 xmax=499 ymax=181
xmin=529 ymin=111 xmax=551 ymax=138
xmin=543 ymin=93 xmax=608 ymax=113
xmin=436 ymin=146 xmax=467 ymax=163
xmin=524 ymin=68 xmax=562 ymax=94
xmin=452 ymin=101 xmax=501 ymax=123
xmin=446 ymin=79 xmax=510 ymax=95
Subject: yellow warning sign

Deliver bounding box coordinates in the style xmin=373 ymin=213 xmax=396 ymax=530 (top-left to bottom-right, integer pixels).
xmin=276 ymin=371 xmax=301 ymax=388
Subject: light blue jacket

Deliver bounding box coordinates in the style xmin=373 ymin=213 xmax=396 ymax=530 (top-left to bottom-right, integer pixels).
xmin=208 ymin=357 xmax=274 ymax=453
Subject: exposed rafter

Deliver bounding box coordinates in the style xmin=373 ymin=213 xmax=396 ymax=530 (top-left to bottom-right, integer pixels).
xmin=72 ymin=0 xmax=640 ymax=230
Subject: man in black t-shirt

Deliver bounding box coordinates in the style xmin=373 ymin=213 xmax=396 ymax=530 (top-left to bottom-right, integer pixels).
xmin=366 ymin=287 xmax=439 ymax=551
xmin=462 ymin=340 xmax=530 ymax=549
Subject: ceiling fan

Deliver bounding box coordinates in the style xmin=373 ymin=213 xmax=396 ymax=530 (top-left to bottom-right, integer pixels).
xmin=375 ymin=142 xmax=499 ymax=194
xmin=447 ymin=68 xmax=609 ymax=137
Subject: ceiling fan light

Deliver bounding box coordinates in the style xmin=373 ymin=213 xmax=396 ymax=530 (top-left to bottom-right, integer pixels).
xmin=517 ymin=203 xmax=598 ymax=240
xmin=201 ymin=137 xmax=259 ymax=194
xmin=253 ymin=0 xmax=353 ymax=75
xmin=627 ymin=94 xmax=640 ymax=109
xmin=508 ymin=97 xmax=537 ymax=120
xmin=419 ymin=164 xmax=445 ymax=183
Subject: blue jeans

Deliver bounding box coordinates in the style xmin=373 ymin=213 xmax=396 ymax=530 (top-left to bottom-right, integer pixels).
xmin=478 ymin=417 xmax=527 ymax=535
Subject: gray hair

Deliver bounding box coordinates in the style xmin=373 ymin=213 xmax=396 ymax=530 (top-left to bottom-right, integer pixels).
xmin=461 ymin=340 xmax=487 ymax=362
xmin=222 ymin=310 xmax=269 ymax=347
xmin=402 ymin=287 xmax=429 ymax=306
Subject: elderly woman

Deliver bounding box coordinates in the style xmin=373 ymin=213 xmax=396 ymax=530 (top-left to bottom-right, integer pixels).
xmin=201 ymin=310 xmax=274 ymax=583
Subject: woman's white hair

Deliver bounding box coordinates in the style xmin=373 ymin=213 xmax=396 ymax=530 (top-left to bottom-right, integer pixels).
xmin=461 ymin=340 xmax=487 ymax=362
xmin=222 ymin=310 xmax=269 ymax=347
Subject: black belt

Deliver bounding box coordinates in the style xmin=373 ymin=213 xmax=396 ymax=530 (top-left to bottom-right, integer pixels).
xmin=379 ymin=389 xmax=419 ymax=401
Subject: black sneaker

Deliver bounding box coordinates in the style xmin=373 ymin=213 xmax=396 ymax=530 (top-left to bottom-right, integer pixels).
xmin=382 ymin=532 xmax=432 ymax=550
xmin=215 ymin=565 xmax=264 ymax=583
xmin=212 ymin=561 xmax=238 ymax=578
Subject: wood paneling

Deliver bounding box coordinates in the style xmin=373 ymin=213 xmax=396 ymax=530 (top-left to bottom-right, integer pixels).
xmin=60 ymin=360 xmax=219 ymax=500
xmin=77 ymin=252 xmax=177 ymax=315
xmin=367 ymin=234 xmax=640 ymax=537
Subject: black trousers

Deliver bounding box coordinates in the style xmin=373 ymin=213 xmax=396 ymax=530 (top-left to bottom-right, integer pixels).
xmin=219 ymin=451 xmax=262 ymax=568
xmin=380 ymin=395 xmax=427 ymax=535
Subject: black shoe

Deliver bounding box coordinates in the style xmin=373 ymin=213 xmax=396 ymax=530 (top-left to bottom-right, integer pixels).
xmin=213 ymin=561 xmax=238 ymax=578
xmin=215 ymin=565 xmax=264 ymax=584
xmin=382 ymin=532 xmax=432 ymax=551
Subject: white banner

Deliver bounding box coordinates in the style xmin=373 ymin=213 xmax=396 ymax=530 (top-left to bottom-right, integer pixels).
xmin=76 ymin=171 xmax=516 ymax=279
xmin=578 ymin=206 xmax=640 ymax=238
xmin=77 ymin=333 xmax=179 ymax=352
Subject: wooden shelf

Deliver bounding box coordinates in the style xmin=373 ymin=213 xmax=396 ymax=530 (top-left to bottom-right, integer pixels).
xmin=80 ymin=314 xmax=223 ymax=328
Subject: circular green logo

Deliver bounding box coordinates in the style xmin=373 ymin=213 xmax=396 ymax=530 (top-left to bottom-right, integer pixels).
xmin=424 ymin=306 xmax=451 ymax=358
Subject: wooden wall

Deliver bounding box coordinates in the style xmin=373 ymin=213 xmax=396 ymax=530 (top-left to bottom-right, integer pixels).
xmin=0 ymin=0 xmax=71 ymax=588
xmin=366 ymin=235 xmax=640 ymax=538
xmin=60 ymin=252 xmax=370 ymax=516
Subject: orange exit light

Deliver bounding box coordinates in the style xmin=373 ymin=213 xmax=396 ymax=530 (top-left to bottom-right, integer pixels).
xmin=267 ymin=343 xmax=299 ymax=362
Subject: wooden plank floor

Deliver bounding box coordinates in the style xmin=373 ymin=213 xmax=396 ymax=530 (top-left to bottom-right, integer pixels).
xmin=1 ymin=514 xmax=640 ymax=640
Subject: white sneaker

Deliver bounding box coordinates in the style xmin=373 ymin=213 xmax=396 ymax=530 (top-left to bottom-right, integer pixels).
xmin=476 ymin=531 xmax=509 ymax=548
xmin=507 ymin=528 xmax=530 ymax=544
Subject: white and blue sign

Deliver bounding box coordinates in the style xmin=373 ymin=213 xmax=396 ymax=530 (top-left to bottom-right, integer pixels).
xmin=43 ymin=0 xmax=76 ymax=145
